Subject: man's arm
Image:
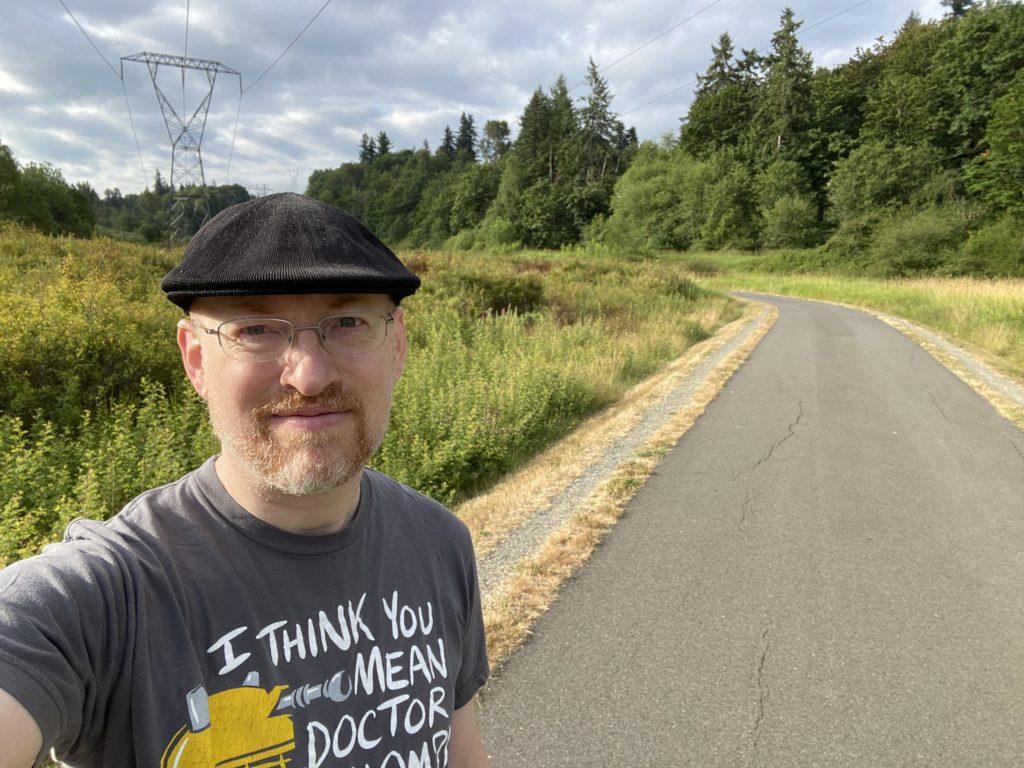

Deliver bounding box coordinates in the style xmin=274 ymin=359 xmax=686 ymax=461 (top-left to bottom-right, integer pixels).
xmin=449 ymin=697 xmax=491 ymax=768
xmin=0 ymin=687 xmax=42 ymax=768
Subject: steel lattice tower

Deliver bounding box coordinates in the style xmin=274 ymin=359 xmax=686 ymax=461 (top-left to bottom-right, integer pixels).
xmin=121 ymin=52 xmax=240 ymax=245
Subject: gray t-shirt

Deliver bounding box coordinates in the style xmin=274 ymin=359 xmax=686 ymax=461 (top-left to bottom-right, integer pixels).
xmin=0 ymin=457 xmax=489 ymax=768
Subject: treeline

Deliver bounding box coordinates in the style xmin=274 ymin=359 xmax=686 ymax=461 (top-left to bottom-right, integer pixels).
xmin=309 ymin=0 xmax=1023 ymax=276
xmin=0 ymin=142 xmax=249 ymax=243
xmin=308 ymin=60 xmax=639 ymax=250
xmin=603 ymin=0 xmax=1024 ymax=276
xmin=4 ymin=1 xmax=1021 ymax=276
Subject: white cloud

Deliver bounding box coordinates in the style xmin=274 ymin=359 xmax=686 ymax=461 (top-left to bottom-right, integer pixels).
xmin=2 ymin=0 xmax=949 ymax=194
xmin=0 ymin=69 xmax=32 ymax=95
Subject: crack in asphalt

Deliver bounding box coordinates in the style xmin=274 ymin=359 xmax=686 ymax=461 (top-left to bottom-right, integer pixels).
xmin=928 ymin=390 xmax=951 ymax=421
xmin=734 ymin=396 xmax=805 ymax=480
xmin=752 ymin=607 xmax=772 ymax=763
xmin=738 ymin=490 xmax=754 ymax=533
xmin=1005 ymin=435 xmax=1024 ymax=471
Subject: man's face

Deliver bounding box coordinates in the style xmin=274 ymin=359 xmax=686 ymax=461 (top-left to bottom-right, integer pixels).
xmin=178 ymin=293 xmax=407 ymax=497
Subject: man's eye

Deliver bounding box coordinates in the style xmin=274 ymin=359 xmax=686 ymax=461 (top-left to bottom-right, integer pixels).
xmin=239 ymin=325 xmax=271 ymax=336
xmin=330 ymin=315 xmax=366 ymax=329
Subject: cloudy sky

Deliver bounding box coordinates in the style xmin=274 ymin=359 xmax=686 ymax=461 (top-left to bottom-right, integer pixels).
xmin=1 ymin=0 xmax=946 ymax=196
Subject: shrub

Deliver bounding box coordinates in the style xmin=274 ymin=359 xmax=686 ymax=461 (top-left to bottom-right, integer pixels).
xmin=762 ymin=195 xmax=820 ymax=248
xmin=867 ymin=206 xmax=967 ymax=276
xmin=828 ymin=141 xmax=943 ymax=223
xmin=955 ymin=216 xmax=1024 ymax=277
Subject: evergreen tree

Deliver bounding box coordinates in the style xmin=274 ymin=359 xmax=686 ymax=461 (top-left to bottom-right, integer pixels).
xmin=376 ymin=131 xmax=392 ymax=156
xmin=513 ymin=87 xmax=555 ymax=181
xmin=438 ymin=126 xmax=456 ymax=160
xmin=746 ymin=8 xmax=814 ymax=168
xmin=579 ymin=58 xmax=616 ymax=182
xmin=680 ymin=35 xmax=761 ymax=156
xmin=359 ymin=133 xmax=377 ymax=164
xmin=456 ymin=112 xmax=477 ymax=161
xmin=941 ymin=0 xmax=975 ymax=17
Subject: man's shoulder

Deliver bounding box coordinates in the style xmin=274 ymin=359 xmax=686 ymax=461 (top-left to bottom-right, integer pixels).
xmin=363 ymin=468 xmax=472 ymax=542
xmin=63 ymin=467 xmax=203 ymax=553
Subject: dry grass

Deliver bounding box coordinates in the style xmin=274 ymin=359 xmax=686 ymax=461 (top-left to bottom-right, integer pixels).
xmin=479 ymin=303 xmax=778 ymax=672
xmin=455 ymin=300 xmax=754 ymax=559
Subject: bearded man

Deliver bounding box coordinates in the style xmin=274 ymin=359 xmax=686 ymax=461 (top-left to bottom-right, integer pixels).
xmin=0 ymin=194 xmax=491 ymax=768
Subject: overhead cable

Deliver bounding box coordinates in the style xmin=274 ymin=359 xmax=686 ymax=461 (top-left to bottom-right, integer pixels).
xmin=570 ymin=0 xmax=729 ymax=92
xmin=121 ymin=69 xmax=150 ymax=191
xmin=802 ymin=0 xmax=877 ymax=33
xmin=619 ymin=0 xmax=880 ymax=118
xmin=57 ymin=0 xmax=121 ymax=80
xmin=244 ymin=0 xmax=334 ymax=93
xmin=226 ymin=78 xmax=244 ymax=184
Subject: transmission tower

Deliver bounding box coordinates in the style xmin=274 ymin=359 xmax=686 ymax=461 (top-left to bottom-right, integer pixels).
xmin=121 ymin=52 xmax=240 ymax=245
xmin=288 ymin=169 xmax=301 ymax=193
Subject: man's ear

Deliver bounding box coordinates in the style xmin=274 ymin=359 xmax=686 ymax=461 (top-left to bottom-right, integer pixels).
xmin=177 ymin=316 xmax=208 ymax=399
xmin=390 ymin=306 xmax=408 ymax=382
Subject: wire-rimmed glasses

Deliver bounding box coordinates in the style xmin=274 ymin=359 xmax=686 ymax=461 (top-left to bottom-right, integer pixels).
xmin=192 ymin=311 xmax=395 ymax=362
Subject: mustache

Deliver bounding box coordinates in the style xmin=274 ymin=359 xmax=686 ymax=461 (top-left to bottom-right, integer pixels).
xmin=251 ymin=384 xmax=363 ymax=420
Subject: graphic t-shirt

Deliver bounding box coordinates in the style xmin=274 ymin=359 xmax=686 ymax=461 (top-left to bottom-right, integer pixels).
xmin=0 ymin=457 xmax=489 ymax=768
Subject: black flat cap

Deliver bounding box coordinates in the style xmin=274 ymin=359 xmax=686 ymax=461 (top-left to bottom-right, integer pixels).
xmin=161 ymin=193 xmax=421 ymax=311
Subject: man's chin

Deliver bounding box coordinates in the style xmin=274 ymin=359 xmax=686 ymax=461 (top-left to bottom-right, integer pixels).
xmin=257 ymin=454 xmax=363 ymax=497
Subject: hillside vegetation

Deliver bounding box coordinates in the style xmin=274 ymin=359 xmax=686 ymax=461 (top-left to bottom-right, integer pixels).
xmin=0 ymin=224 xmax=739 ymax=565
xmin=4 ymin=2 xmax=1020 ymax=274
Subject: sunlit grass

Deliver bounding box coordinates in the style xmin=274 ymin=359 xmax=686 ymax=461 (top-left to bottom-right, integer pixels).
xmin=0 ymin=231 xmax=741 ymax=563
xmin=669 ymin=248 xmax=1024 ymax=383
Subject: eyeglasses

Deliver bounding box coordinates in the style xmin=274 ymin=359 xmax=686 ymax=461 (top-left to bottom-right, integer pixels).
xmin=192 ymin=311 xmax=395 ymax=362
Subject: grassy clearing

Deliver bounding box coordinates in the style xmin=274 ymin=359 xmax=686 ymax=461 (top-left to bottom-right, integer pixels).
xmin=0 ymin=230 xmax=741 ymax=565
xmin=664 ymin=249 xmax=1024 ymax=386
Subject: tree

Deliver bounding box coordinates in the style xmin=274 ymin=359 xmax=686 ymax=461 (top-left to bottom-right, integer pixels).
xmin=0 ymin=141 xmax=25 ymax=222
xmin=455 ymin=113 xmax=477 ymax=161
xmin=965 ymin=70 xmax=1024 ymax=216
xmin=746 ymin=8 xmax=815 ymax=169
xmin=680 ymin=35 xmax=762 ymax=156
xmin=927 ymin=1 xmax=1024 ymax=161
xmin=941 ymin=0 xmax=975 ymax=17
xmin=359 ymin=133 xmax=377 ymax=164
xmin=376 ymin=131 xmax=392 ymax=156
xmin=828 ymin=140 xmax=943 ymax=222
xmin=438 ymin=126 xmax=456 ymax=160
xmin=478 ymin=120 xmax=511 ymax=163
xmin=579 ymin=58 xmax=616 ymax=182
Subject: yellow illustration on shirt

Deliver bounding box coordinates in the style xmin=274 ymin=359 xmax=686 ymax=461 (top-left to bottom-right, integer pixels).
xmin=161 ymin=677 xmax=295 ymax=768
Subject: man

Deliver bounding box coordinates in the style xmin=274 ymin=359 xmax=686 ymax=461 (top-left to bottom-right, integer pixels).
xmin=0 ymin=194 xmax=491 ymax=768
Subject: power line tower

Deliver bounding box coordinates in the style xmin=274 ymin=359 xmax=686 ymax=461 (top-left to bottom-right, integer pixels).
xmin=288 ymin=169 xmax=301 ymax=193
xmin=121 ymin=52 xmax=241 ymax=246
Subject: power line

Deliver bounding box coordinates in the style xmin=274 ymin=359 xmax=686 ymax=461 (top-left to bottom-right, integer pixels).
xmin=802 ymin=0 xmax=876 ymax=33
xmin=226 ymin=80 xmax=244 ymax=184
xmin=569 ymin=0 xmax=728 ymax=92
xmin=244 ymin=0 xmax=334 ymax=94
xmin=57 ymin=0 xmax=121 ymax=80
xmin=618 ymin=0 xmax=880 ymax=118
xmin=121 ymin=71 xmax=149 ymax=191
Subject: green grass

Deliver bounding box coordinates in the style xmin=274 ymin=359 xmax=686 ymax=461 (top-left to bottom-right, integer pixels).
xmin=0 ymin=231 xmax=740 ymax=564
xmin=665 ymin=248 xmax=1024 ymax=385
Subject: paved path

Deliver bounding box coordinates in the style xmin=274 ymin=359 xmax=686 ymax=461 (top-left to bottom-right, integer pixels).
xmin=478 ymin=293 xmax=1024 ymax=767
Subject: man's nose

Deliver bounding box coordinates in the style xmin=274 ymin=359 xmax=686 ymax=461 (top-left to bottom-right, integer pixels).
xmin=279 ymin=328 xmax=338 ymax=395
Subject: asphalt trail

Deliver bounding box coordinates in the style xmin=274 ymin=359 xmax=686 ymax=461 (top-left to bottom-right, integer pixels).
xmin=478 ymin=293 xmax=1024 ymax=767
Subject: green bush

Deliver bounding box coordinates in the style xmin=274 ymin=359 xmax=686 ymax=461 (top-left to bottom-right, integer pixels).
xmin=762 ymin=195 xmax=820 ymax=248
xmin=954 ymin=216 xmax=1024 ymax=277
xmin=828 ymin=141 xmax=943 ymax=223
xmin=867 ymin=206 xmax=967 ymax=276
